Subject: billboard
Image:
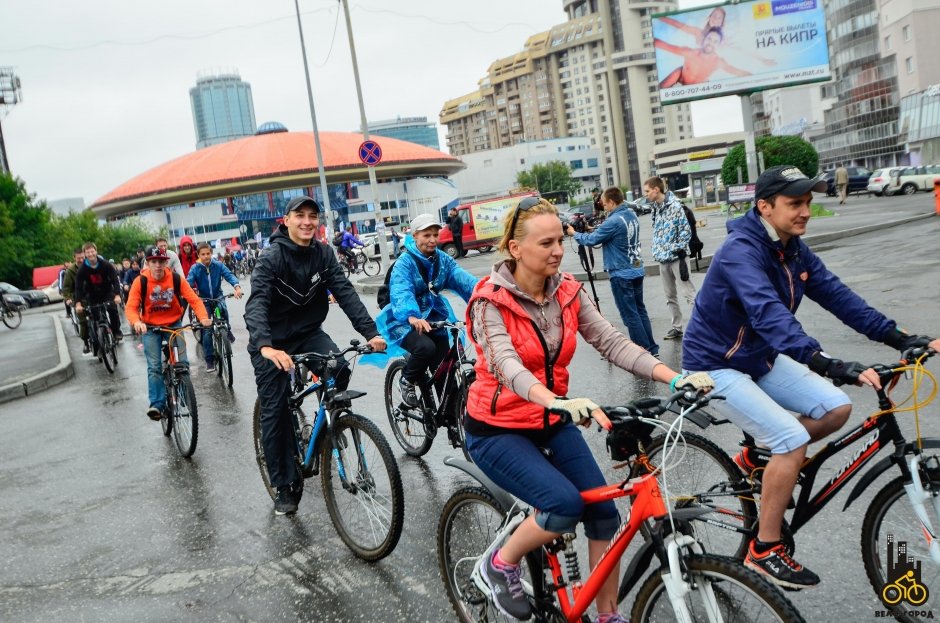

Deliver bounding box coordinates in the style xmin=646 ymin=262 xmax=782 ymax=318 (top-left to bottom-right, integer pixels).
xmin=652 ymin=0 xmax=830 ymax=104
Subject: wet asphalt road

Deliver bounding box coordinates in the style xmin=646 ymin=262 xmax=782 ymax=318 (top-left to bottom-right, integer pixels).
xmin=1 ymin=203 xmax=939 ymax=622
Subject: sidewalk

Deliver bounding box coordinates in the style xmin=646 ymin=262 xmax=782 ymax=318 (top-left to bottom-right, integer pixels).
xmin=0 ymin=309 xmax=73 ymax=404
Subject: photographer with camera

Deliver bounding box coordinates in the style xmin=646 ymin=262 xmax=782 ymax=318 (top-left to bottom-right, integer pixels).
xmin=566 ymin=186 xmax=659 ymax=356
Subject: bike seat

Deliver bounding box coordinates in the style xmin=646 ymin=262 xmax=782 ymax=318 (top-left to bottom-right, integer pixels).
xmin=334 ymin=389 xmax=366 ymax=402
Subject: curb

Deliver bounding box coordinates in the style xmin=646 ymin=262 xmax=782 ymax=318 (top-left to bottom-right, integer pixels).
xmin=568 ymin=211 xmax=936 ymax=282
xmin=0 ymin=315 xmax=74 ymax=404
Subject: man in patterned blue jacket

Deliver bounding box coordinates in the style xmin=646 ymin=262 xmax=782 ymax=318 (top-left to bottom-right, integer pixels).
xmin=187 ymin=242 xmax=243 ymax=372
xmin=376 ymin=213 xmax=477 ymax=407
xmin=682 ymin=165 xmax=940 ymax=590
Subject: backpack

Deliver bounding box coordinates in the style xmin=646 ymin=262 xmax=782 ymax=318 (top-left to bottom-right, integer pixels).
xmin=376 ymin=255 xmax=434 ymax=310
xmin=137 ymin=272 xmax=186 ymax=315
xmin=683 ymin=205 xmax=704 ymax=260
xmin=332 ymin=231 xmax=344 ymax=248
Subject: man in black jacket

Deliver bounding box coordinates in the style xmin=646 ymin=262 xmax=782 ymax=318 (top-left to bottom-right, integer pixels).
xmin=245 ymin=196 xmax=386 ymax=516
xmin=74 ymin=242 xmax=123 ymax=353
xmin=448 ymin=208 xmax=464 ymax=258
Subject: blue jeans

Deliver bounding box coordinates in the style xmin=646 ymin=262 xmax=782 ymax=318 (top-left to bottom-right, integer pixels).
xmin=142 ymin=323 xmax=189 ymax=410
xmin=466 ymin=425 xmax=620 ymax=539
xmin=610 ymin=276 xmax=658 ymax=355
xmin=200 ymin=300 xmax=229 ymax=362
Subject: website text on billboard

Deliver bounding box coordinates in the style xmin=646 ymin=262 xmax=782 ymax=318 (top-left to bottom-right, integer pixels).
xmin=652 ymin=0 xmax=830 ymax=105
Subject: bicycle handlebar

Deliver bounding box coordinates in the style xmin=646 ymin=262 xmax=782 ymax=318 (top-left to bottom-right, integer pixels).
xmin=426 ymin=320 xmax=465 ymax=331
xmin=833 ymin=347 xmax=935 ymax=387
xmin=291 ymin=340 xmax=376 ymax=366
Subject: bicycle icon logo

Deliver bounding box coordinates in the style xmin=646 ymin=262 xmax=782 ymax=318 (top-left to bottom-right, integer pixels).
xmin=881 ymin=534 xmax=930 ymax=607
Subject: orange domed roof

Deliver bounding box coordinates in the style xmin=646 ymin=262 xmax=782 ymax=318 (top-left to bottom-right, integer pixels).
xmin=91 ymin=131 xmax=463 ymax=218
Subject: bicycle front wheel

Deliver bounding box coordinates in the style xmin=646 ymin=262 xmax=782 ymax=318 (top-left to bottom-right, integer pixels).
xmin=220 ymin=337 xmax=233 ymax=387
xmin=321 ymin=414 xmax=404 ymax=561
xmin=161 ymin=370 xmax=173 ymax=437
xmin=361 ymin=257 xmax=380 ymax=277
xmin=452 ymin=383 xmax=472 ymax=461
xmin=631 ymin=554 xmax=805 ymax=622
xmin=633 ymin=433 xmax=756 ymax=560
xmin=384 ymin=359 xmax=432 ymax=456
xmin=171 ymin=373 xmax=199 ymax=457
xmin=862 ymin=472 xmax=940 ymax=623
xmin=99 ymin=326 xmax=117 ymax=373
xmin=2 ymin=305 xmax=22 ymax=329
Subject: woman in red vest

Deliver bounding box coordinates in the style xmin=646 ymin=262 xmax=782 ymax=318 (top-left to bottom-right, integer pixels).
xmin=464 ymin=197 xmax=713 ymax=622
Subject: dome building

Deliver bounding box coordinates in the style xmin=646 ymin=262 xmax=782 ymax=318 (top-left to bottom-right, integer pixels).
xmin=91 ymin=128 xmax=465 ymax=245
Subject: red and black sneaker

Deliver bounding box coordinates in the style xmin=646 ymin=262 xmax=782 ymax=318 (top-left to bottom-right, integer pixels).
xmin=744 ymin=540 xmax=820 ymax=590
xmin=733 ymin=447 xmax=760 ymax=476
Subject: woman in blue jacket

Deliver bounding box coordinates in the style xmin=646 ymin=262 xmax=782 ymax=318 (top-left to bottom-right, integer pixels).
xmin=187 ymin=243 xmax=243 ymax=371
xmin=376 ymin=213 xmax=477 ymax=407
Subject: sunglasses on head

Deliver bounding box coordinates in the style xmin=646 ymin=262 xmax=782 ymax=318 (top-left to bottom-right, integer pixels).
xmin=508 ymin=196 xmax=542 ymax=240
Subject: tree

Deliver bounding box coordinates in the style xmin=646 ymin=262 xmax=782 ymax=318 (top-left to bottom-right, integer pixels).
xmin=516 ymin=161 xmax=582 ymax=197
xmin=720 ymin=135 xmax=819 ymax=185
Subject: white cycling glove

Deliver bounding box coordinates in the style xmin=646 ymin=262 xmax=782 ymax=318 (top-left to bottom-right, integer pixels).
xmin=674 ymin=372 xmax=715 ymax=392
xmin=549 ymin=397 xmax=600 ymax=425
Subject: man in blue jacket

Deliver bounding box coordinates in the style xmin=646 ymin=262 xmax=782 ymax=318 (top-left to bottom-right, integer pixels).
xmin=187 ymin=242 xmax=243 ymax=372
xmin=566 ymin=186 xmax=658 ymax=355
xmin=682 ymin=165 xmax=940 ymax=590
xmin=376 ymin=213 xmax=477 ymax=407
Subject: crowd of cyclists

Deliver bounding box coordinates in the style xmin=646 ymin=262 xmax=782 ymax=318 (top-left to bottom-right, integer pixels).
xmin=54 ymin=164 xmax=940 ymax=622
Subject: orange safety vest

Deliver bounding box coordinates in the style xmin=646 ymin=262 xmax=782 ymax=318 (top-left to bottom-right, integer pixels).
xmin=465 ymin=274 xmax=582 ymax=430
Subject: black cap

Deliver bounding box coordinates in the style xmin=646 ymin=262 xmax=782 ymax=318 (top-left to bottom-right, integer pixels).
xmin=145 ymin=246 xmax=169 ymax=261
xmin=285 ymin=196 xmax=321 ymax=214
xmin=755 ymin=165 xmax=827 ymax=201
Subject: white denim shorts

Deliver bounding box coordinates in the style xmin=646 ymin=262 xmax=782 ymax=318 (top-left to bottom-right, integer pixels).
xmin=686 ymin=354 xmax=851 ymax=454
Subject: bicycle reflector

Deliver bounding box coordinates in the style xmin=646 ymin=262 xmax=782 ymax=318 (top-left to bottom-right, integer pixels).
xmin=606 ymin=420 xmax=656 ymax=461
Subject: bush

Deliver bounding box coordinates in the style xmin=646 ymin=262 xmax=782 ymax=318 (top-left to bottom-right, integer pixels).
xmin=721 ymin=135 xmax=819 ymax=185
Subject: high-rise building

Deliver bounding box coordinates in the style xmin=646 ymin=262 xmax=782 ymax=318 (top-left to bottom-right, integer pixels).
xmin=367 ymin=116 xmax=440 ymax=149
xmin=812 ymin=1 xmax=903 ymax=169
xmin=441 ymin=1 xmax=691 ymax=191
xmin=190 ymin=71 xmax=257 ymax=149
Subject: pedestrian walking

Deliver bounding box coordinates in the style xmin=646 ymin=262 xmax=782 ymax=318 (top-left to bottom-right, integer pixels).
xmin=390 ymin=226 xmax=401 ymax=257
xmin=566 ymin=186 xmax=659 ymax=355
xmin=645 ymin=176 xmax=696 ymax=341
xmin=447 ymin=209 xmax=464 ymax=258
xmin=834 ymin=163 xmax=849 ymax=205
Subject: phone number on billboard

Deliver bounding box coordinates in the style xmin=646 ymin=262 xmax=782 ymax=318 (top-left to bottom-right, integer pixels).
xmin=664 ymin=83 xmax=724 ymax=99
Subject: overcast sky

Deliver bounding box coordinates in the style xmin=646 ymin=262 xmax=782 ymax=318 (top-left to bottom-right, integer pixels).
xmin=1 ymin=0 xmax=736 ymax=205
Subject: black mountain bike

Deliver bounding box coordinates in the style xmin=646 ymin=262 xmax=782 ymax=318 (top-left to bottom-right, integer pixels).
xmin=252 ymin=341 xmax=405 ymax=561
xmin=200 ymin=294 xmax=235 ymax=387
xmin=151 ymin=325 xmax=199 ymax=458
xmin=86 ymin=302 xmax=119 ymax=373
xmin=384 ymin=321 xmax=474 ymax=459
xmin=624 ymin=348 xmax=940 ymax=621
xmin=339 ymin=248 xmax=380 ymax=278
xmin=1 ymin=295 xmax=22 ymax=329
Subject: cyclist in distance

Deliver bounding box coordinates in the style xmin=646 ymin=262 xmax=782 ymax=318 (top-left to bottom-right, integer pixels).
xmin=125 ymin=247 xmax=211 ymax=421
xmin=463 ymin=197 xmax=714 ymax=622
xmin=62 ymin=247 xmax=88 ymax=349
xmin=245 ymin=195 xmax=386 ymax=516
xmin=375 ymin=213 xmax=477 ymax=407
xmin=681 ymin=165 xmax=940 ymax=590
xmin=187 ymin=242 xmax=243 ymax=372
xmin=73 ymin=242 xmax=124 ymax=350
xmin=338 ymin=225 xmax=365 ymax=268
xmin=177 ymin=235 xmax=199 ymax=279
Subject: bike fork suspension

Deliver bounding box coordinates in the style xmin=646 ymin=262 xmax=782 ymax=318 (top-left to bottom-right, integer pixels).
xmin=661 ymin=534 xmax=718 ymax=623
xmin=903 ymin=454 xmax=940 ymax=564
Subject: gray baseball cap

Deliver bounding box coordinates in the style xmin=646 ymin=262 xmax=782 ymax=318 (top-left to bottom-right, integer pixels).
xmin=409 ymin=213 xmax=443 ymax=232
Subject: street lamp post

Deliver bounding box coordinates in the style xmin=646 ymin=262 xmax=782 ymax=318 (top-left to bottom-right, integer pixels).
xmin=340 ymin=0 xmax=391 ymax=271
xmin=293 ymin=0 xmax=334 ymax=235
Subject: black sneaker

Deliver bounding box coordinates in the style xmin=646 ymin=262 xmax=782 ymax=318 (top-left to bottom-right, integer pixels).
xmin=744 ymin=541 xmax=819 ymax=589
xmin=274 ymin=487 xmax=299 ymax=516
xmin=227 ymin=329 xmax=236 ymax=343
xmin=663 ymin=328 xmax=684 ymax=340
xmin=146 ymin=407 xmax=162 ymax=421
xmin=82 ymin=342 xmax=91 ymax=355
xmin=205 ymin=358 xmax=216 ymax=373
xmin=114 ymin=333 xmax=124 ymax=343
xmin=399 ymin=376 xmax=419 ymax=408
xmin=481 ymin=551 xmax=532 ymax=620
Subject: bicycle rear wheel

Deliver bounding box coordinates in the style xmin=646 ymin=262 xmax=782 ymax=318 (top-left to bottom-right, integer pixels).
xmin=321 ymin=413 xmax=404 ymax=561
xmin=161 ymin=370 xmax=173 ymax=437
xmin=438 ymin=487 xmax=540 ymax=623
xmin=252 ymin=399 xmax=309 ymax=501
xmin=861 ymin=470 xmax=940 ymax=623
xmin=220 ymin=337 xmax=233 ymax=387
xmin=171 ymin=372 xmax=199 ymax=457
xmin=452 ymin=383 xmax=473 ymax=461
xmin=631 ymin=554 xmax=804 ymax=622
xmin=632 ymin=433 xmax=755 ymax=560
xmin=2 ymin=305 xmax=21 ymax=329
xmin=99 ymin=326 xmax=117 ymax=373
xmin=383 ymin=359 xmax=433 ymax=456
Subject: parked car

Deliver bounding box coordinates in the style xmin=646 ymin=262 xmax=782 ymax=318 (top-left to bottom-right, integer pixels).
xmin=867 ymin=167 xmax=905 ymax=196
xmin=823 ymin=166 xmax=872 ymax=197
xmin=41 ymin=281 xmax=64 ymax=303
xmin=0 ymin=281 xmax=49 ymax=308
xmin=360 ymin=231 xmax=396 ymax=259
xmin=886 ymin=165 xmax=940 ymax=196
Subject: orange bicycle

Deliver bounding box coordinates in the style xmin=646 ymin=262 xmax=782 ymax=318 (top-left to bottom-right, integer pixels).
xmin=151 ymin=325 xmax=199 ymax=457
xmin=437 ymin=390 xmax=805 ymax=622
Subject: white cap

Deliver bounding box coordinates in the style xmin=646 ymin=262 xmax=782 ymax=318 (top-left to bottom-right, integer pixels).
xmin=410 ymin=213 xmax=443 ymax=232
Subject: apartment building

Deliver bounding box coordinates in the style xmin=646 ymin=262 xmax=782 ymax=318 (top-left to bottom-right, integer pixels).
xmin=441 ymin=1 xmax=691 ymax=192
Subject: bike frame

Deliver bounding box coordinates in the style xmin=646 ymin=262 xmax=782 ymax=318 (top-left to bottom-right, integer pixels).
xmin=416 ymin=325 xmax=473 ymax=428
xmin=86 ymin=303 xmax=114 ymax=350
